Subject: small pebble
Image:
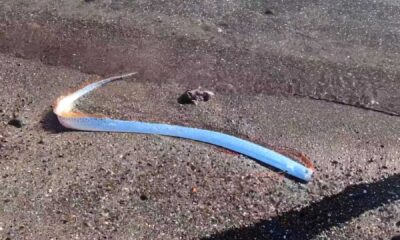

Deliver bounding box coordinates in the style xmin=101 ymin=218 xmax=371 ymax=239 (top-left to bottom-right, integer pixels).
xmin=264 ymin=9 xmax=274 ymax=15
xmin=178 ymin=88 xmax=214 ymax=104
xmin=140 ymin=194 xmax=148 ymax=201
xmin=8 ymin=118 xmax=23 ymax=128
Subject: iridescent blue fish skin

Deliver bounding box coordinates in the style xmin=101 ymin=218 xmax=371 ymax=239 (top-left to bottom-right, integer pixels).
xmin=55 ymin=73 xmax=314 ymax=182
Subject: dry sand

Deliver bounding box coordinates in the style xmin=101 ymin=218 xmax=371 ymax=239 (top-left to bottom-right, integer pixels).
xmin=0 ymin=1 xmax=399 ymax=239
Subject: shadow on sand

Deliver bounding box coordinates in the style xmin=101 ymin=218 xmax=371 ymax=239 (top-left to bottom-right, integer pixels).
xmin=203 ymin=174 xmax=400 ymax=240
xmin=40 ymin=109 xmax=70 ymax=133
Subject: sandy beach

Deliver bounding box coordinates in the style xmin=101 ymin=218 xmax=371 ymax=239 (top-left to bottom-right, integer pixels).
xmin=0 ymin=1 xmax=399 ymax=239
